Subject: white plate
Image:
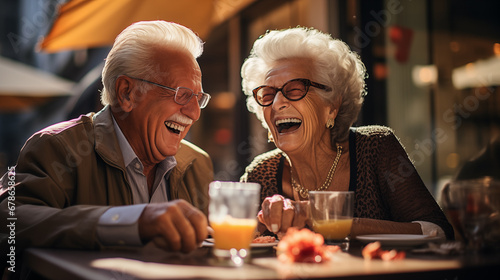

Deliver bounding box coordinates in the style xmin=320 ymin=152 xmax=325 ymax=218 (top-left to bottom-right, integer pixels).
xmin=203 ymin=238 xmax=278 ymax=248
xmin=250 ymin=241 xmax=279 ymax=248
xmin=356 ymin=234 xmax=442 ymax=247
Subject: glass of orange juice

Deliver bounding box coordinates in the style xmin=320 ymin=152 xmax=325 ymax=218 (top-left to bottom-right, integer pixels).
xmin=208 ymin=181 xmax=260 ymax=266
xmin=309 ymin=191 xmax=354 ymax=251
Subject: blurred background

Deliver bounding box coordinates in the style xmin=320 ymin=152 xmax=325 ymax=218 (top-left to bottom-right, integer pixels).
xmin=1 ymin=0 xmax=499 ymax=198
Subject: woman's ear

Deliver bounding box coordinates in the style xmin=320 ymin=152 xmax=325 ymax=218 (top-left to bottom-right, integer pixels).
xmin=328 ymin=105 xmax=338 ymax=120
xmin=115 ymin=75 xmax=134 ymax=113
xmin=328 ymin=95 xmax=342 ymax=119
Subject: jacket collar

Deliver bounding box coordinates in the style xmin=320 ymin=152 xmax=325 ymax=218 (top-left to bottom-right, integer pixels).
xmin=174 ymin=140 xmax=199 ymax=175
xmin=92 ymin=106 xmax=127 ymax=170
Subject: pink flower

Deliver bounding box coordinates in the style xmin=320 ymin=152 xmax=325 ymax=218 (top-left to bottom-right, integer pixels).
xmin=362 ymin=241 xmax=406 ymax=261
xmin=277 ymin=228 xmax=340 ymax=263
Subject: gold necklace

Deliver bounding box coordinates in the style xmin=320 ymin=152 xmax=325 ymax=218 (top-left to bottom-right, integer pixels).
xmin=290 ymin=144 xmax=343 ymax=199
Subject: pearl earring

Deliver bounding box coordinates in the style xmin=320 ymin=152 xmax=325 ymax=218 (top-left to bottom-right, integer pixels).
xmin=326 ymin=118 xmax=335 ymax=129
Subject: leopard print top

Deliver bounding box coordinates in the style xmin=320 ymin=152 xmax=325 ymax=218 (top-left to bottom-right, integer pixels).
xmin=240 ymin=125 xmax=454 ymax=239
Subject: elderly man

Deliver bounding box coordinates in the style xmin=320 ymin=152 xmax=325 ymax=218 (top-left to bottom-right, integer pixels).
xmin=0 ymin=20 xmax=213 ymax=260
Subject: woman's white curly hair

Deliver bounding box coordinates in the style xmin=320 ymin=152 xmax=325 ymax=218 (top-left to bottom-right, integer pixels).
xmin=241 ymin=27 xmax=367 ymax=144
xmin=101 ymin=20 xmax=203 ymax=106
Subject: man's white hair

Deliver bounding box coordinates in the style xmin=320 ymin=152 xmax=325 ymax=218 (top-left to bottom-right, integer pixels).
xmin=101 ymin=21 xmax=203 ymax=106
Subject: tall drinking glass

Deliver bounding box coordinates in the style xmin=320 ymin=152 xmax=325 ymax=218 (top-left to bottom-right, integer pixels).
xmin=442 ymin=177 xmax=500 ymax=253
xmin=208 ymin=181 xmax=261 ymax=266
xmin=309 ymin=191 xmax=354 ymax=251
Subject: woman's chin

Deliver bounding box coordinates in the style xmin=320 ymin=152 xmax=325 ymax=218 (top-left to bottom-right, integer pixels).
xmin=275 ymin=138 xmax=301 ymax=153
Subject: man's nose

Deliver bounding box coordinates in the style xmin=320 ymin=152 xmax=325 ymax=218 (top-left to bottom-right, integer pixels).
xmin=181 ymin=96 xmax=201 ymax=121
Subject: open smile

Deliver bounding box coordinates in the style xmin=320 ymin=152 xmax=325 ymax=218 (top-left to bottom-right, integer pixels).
xmin=164 ymin=121 xmax=187 ymax=135
xmin=275 ymin=118 xmax=302 ymax=133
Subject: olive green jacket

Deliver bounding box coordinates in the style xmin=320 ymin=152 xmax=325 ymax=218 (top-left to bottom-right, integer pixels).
xmin=0 ymin=106 xmax=213 ymax=250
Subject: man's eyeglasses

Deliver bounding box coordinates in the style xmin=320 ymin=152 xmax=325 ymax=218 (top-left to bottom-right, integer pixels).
xmin=252 ymin=78 xmax=331 ymax=107
xmin=128 ymin=76 xmax=211 ymax=109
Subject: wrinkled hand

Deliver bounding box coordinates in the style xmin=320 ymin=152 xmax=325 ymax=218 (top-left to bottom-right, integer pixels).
xmin=139 ymin=200 xmax=208 ymax=253
xmin=257 ymin=194 xmax=310 ymax=234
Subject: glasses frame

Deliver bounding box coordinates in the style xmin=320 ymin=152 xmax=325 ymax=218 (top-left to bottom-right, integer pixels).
xmin=126 ymin=76 xmax=211 ymax=109
xmin=252 ymin=78 xmax=332 ymax=107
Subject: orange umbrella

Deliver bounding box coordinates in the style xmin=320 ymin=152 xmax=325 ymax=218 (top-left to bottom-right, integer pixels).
xmin=39 ymin=0 xmax=254 ymax=53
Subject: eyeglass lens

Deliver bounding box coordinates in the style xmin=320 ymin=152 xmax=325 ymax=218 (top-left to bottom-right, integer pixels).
xmin=255 ymin=79 xmax=309 ymax=106
xmin=175 ymin=87 xmax=210 ymax=108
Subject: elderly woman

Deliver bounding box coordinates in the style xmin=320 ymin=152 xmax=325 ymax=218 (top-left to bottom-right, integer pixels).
xmin=240 ymin=27 xmax=454 ymax=240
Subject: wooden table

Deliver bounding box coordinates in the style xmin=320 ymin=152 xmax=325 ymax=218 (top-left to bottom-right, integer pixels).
xmin=23 ymin=242 xmax=500 ymax=280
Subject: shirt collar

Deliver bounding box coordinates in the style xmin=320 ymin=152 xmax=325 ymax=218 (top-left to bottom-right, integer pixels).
xmin=112 ymin=115 xmax=137 ymax=168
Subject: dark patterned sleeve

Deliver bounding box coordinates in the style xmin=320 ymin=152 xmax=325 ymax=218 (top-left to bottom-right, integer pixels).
xmin=240 ymin=150 xmax=282 ymax=206
xmin=376 ymin=129 xmax=455 ymax=239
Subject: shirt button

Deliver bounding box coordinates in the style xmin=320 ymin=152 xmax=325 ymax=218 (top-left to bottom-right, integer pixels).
xmin=135 ymin=162 xmax=141 ymax=169
xmin=111 ymin=214 xmax=120 ymax=221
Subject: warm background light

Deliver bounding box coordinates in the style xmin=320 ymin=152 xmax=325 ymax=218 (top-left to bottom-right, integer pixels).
xmin=210 ymin=91 xmax=237 ymax=110
xmin=494 ymin=43 xmax=500 ymax=56
xmin=412 ymin=65 xmax=438 ymax=87
xmin=452 ymin=57 xmax=500 ymax=89
xmin=446 ymin=153 xmax=460 ymax=169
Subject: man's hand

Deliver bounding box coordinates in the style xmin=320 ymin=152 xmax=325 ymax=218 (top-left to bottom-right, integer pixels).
xmin=138 ymin=200 xmax=208 ymax=253
xmin=258 ymin=194 xmax=310 ymax=233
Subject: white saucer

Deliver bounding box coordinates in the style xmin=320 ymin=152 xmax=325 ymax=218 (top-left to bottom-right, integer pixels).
xmin=356 ymin=234 xmax=442 ymax=247
xmin=203 ymin=238 xmax=278 ymax=248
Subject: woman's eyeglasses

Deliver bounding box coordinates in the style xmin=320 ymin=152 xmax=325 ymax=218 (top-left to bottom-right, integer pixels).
xmin=127 ymin=76 xmax=211 ymax=109
xmin=252 ymin=78 xmax=331 ymax=107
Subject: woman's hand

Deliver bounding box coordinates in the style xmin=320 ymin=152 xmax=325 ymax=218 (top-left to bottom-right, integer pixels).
xmin=257 ymin=194 xmax=310 ymax=234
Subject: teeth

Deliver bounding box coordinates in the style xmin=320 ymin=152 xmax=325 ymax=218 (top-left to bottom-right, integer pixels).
xmin=275 ymin=118 xmax=302 ymax=126
xmin=165 ymin=121 xmax=186 ymax=132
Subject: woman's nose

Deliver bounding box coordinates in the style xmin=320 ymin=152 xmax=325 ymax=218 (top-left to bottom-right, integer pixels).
xmin=272 ymin=91 xmax=290 ymax=111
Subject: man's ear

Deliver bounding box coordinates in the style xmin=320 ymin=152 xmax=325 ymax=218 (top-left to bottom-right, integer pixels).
xmin=115 ymin=75 xmax=134 ymax=113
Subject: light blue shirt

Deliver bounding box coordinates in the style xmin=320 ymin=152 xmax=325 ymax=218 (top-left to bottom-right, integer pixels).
xmin=96 ymin=117 xmax=177 ymax=246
